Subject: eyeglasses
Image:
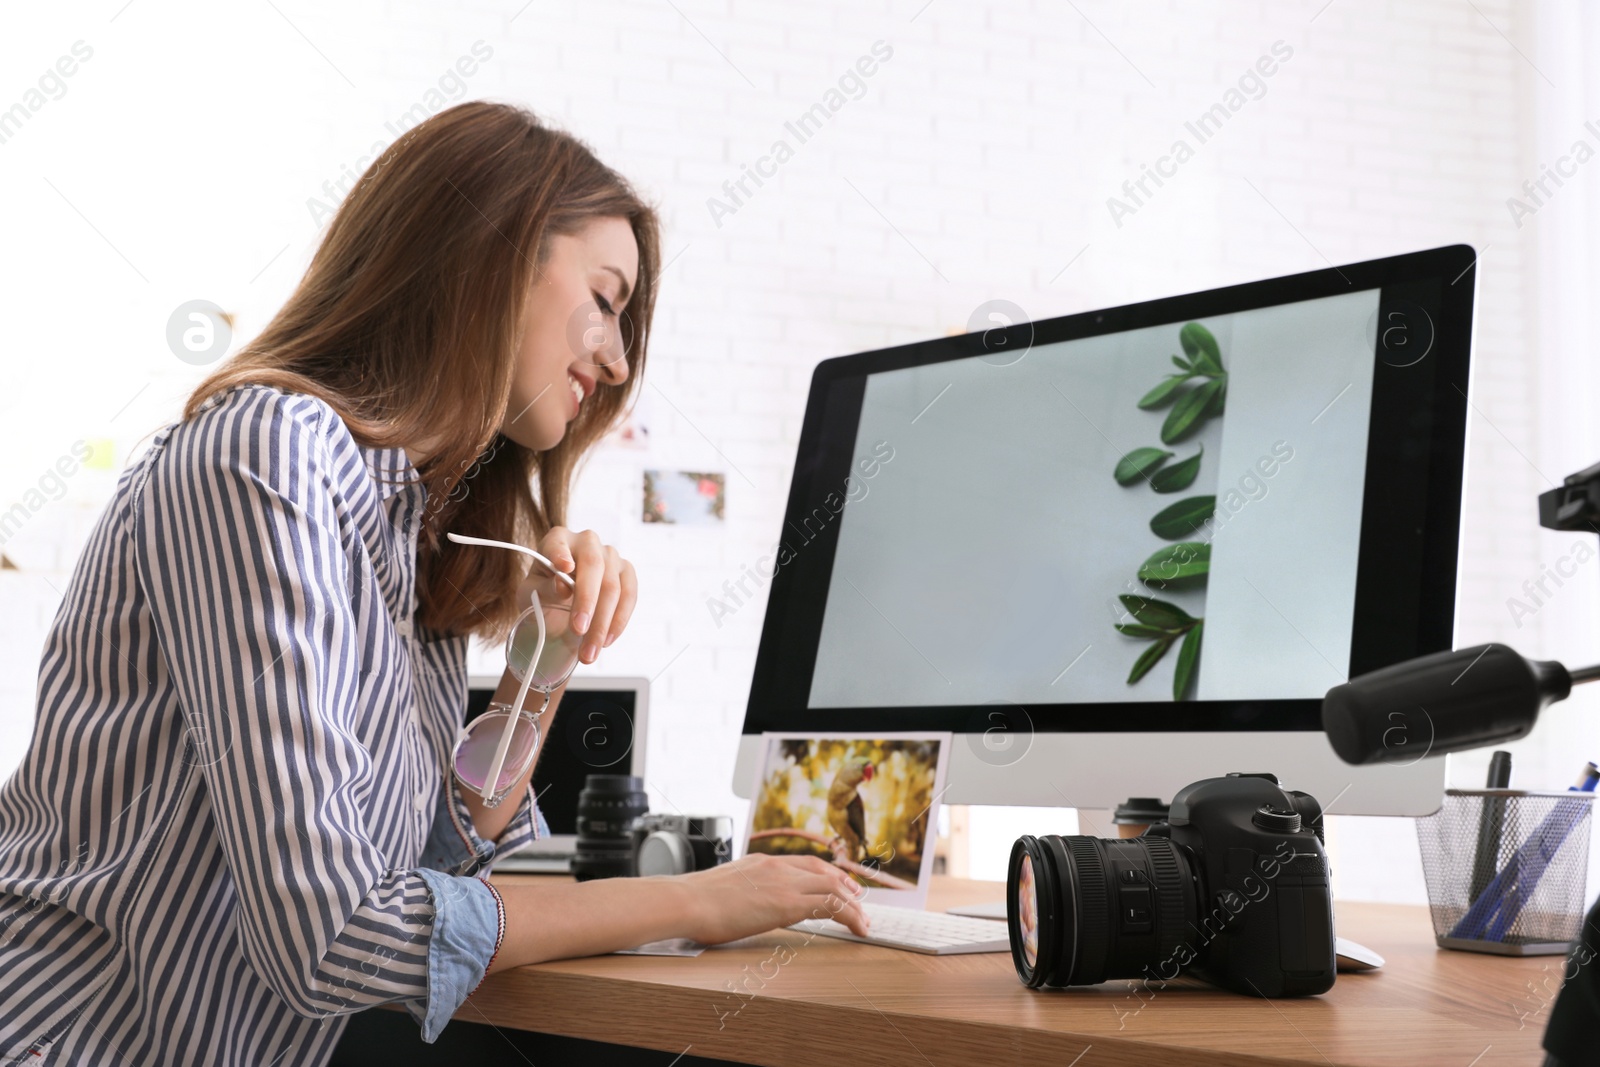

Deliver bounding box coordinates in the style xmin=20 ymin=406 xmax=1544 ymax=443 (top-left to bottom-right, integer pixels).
xmin=446 ymin=532 xmax=582 ymax=807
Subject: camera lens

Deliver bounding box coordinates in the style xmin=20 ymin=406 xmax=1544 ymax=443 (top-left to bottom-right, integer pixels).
xmin=1008 ymin=834 xmax=1197 ymax=988
xmin=571 ymin=774 xmax=648 ymax=881
xmin=1017 ymin=851 xmax=1040 ymax=969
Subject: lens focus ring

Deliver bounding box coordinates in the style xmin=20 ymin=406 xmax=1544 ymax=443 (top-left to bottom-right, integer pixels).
xmin=1141 ymin=836 xmax=1189 ymax=964
xmin=1065 ymin=836 xmax=1110 ymax=983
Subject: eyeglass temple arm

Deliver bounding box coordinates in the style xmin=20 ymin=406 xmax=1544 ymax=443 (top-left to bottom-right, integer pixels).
xmin=445 ymin=532 xmax=577 ymax=591
xmin=481 ymin=590 xmax=546 ymax=804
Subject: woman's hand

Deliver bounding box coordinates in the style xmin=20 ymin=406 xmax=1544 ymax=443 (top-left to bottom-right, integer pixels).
xmin=485 ymin=855 xmax=870 ymax=976
xmin=519 ymin=526 xmax=637 ymax=663
xmin=673 ymin=853 xmax=872 ymax=945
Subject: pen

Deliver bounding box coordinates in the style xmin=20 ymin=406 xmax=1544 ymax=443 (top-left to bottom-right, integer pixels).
xmin=1467 ymin=750 xmax=1513 ymax=908
xmin=1574 ymin=761 xmax=1599 ymax=793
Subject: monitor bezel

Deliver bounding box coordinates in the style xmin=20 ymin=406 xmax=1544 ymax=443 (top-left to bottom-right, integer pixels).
xmin=740 ymin=244 xmax=1475 ymax=736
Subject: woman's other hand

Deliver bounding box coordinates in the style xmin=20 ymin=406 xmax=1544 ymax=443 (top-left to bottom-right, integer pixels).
xmin=521 ymin=526 xmax=637 ymax=663
xmin=675 ymin=853 xmax=872 ymax=945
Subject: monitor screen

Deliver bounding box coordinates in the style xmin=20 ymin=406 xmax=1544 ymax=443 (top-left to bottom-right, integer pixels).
xmin=813 ymin=289 xmax=1374 ymax=708
xmin=742 ymin=246 xmax=1473 ymax=736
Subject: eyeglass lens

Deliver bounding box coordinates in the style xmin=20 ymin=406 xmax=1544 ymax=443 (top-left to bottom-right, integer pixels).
xmin=507 ymin=603 xmax=582 ymax=691
xmin=455 ymin=710 xmax=540 ymax=795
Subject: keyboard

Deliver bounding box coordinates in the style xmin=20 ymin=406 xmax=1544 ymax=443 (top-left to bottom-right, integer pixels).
xmin=790 ymin=902 xmax=1010 ymax=955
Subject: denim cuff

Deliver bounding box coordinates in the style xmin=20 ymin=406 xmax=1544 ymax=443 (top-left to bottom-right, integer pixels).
xmin=404 ymin=869 xmax=503 ymax=1043
xmin=418 ymin=776 xmax=545 ymax=878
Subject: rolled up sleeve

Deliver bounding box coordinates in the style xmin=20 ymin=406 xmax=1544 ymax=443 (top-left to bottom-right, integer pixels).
xmin=404 ymin=871 xmax=505 ymax=1040
xmin=129 ymin=389 xmax=504 ymax=1039
xmin=421 ymin=775 xmax=547 ymax=878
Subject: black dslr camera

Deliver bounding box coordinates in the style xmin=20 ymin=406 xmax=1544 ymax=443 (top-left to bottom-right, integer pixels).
xmin=1008 ymin=773 xmax=1336 ymax=997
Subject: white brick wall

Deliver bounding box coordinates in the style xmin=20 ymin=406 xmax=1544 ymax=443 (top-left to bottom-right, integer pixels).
xmin=1 ymin=0 xmax=1582 ymax=904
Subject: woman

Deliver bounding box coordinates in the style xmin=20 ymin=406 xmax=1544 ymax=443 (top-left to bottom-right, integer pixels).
xmin=0 ymin=101 xmax=867 ymax=1066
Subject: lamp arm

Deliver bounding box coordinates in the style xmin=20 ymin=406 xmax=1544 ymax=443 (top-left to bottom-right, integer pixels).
xmin=1565 ymin=662 xmax=1600 ymax=685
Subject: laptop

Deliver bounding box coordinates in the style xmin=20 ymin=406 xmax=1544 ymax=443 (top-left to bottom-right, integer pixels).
xmin=465 ymin=673 xmax=649 ymax=872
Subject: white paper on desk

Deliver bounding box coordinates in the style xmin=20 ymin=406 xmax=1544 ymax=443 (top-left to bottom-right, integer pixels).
xmin=614 ymin=938 xmax=706 ymax=957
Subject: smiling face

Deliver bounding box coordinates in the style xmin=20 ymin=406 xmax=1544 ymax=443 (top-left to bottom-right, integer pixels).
xmin=501 ymin=215 xmax=640 ymax=451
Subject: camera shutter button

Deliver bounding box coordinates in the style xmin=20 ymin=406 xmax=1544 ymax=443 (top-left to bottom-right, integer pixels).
xmin=1252 ymin=805 xmax=1301 ymax=833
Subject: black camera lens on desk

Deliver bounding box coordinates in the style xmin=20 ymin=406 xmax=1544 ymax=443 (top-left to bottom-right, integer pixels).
xmin=571 ymin=774 xmax=649 ymax=881
xmin=1010 ymin=831 xmax=1196 ymax=989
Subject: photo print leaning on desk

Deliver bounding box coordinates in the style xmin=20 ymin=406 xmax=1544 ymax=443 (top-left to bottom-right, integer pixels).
xmin=0 ymin=102 xmax=868 ymax=1067
xmin=745 ymin=733 xmax=951 ymax=906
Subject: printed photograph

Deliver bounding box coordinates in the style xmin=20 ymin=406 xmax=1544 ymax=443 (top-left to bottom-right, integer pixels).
xmin=642 ymin=469 xmax=725 ymax=525
xmin=745 ymin=735 xmax=944 ymax=889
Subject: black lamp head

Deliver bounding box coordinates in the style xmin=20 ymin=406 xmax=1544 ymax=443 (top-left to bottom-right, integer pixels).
xmin=1321 ymin=643 xmax=1572 ymax=765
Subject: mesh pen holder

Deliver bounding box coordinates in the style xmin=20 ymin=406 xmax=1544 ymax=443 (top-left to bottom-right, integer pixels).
xmin=1416 ymin=788 xmax=1593 ymax=956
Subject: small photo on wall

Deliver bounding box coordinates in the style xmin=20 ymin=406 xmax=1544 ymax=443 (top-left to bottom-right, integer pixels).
xmin=642 ymin=470 xmax=725 ymax=525
xmin=744 ymin=732 xmax=951 ymax=908
xmin=604 ymin=396 xmax=651 ymax=451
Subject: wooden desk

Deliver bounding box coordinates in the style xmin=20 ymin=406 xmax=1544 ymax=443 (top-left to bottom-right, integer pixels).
xmin=457 ymin=874 xmax=1555 ymax=1066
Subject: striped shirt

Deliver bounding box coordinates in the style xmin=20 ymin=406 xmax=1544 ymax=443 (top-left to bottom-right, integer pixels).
xmin=0 ymin=383 xmax=545 ymax=1065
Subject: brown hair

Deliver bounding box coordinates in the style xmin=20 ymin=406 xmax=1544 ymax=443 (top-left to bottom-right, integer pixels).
xmin=184 ymin=101 xmax=660 ymax=640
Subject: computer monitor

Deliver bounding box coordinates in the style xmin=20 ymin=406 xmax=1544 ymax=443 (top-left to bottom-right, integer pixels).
xmin=732 ymin=245 xmax=1475 ymax=817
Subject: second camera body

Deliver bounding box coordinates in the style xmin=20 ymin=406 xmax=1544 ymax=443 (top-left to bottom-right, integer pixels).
xmin=1009 ymin=772 xmax=1336 ymax=997
xmin=632 ymin=813 xmax=734 ymax=876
